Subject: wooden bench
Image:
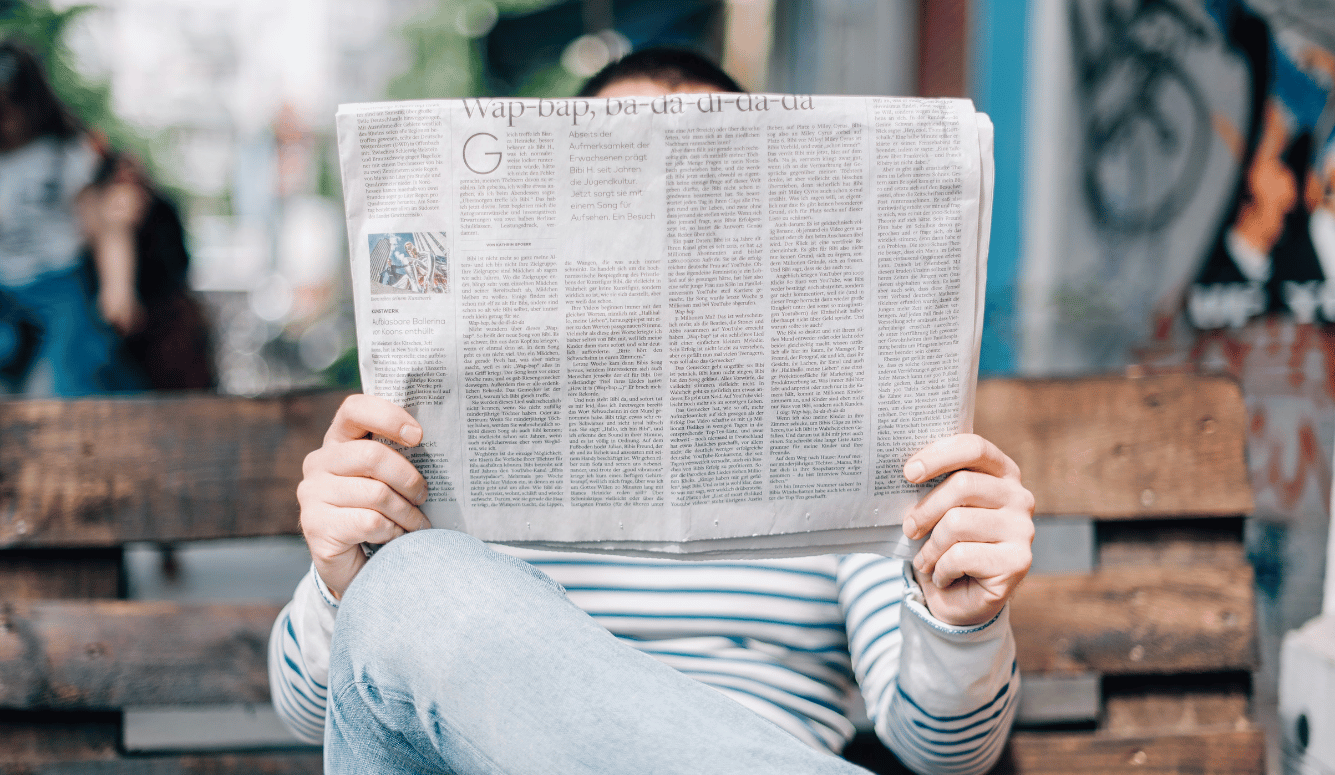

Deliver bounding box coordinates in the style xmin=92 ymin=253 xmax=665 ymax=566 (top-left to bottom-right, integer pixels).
xmin=0 ymin=374 xmax=1263 ymax=773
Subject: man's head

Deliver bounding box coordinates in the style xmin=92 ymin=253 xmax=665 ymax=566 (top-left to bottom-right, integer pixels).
xmin=578 ymin=48 xmax=742 ymax=99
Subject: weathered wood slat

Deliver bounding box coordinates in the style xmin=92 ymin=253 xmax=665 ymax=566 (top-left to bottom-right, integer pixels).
xmin=996 ymin=729 xmax=1265 ymax=775
xmin=0 ymin=392 xmax=348 ymax=547
xmin=974 ymin=375 xmax=1252 ymax=518
xmin=1101 ymin=690 xmax=1251 ymax=737
xmin=0 ymin=561 xmax=1255 ymax=709
xmin=1010 ymin=565 xmax=1256 ymax=676
xmin=0 ymin=753 xmax=323 ymax=775
xmin=1 ymin=374 xmax=1253 ymax=546
xmin=0 ymin=713 xmax=119 ymax=767
xmin=0 ymin=601 xmax=281 ymax=709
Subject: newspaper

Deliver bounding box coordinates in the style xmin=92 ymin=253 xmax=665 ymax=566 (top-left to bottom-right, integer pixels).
xmin=335 ymin=94 xmax=993 ymax=559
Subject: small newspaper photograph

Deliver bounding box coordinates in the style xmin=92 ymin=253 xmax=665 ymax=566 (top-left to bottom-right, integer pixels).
xmin=335 ymin=93 xmax=994 ymax=559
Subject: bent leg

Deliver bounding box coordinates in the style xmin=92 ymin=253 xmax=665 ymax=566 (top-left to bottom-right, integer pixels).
xmin=325 ymin=529 xmax=867 ymax=775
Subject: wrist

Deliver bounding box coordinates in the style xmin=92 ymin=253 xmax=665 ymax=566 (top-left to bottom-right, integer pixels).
xmin=310 ymin=564 xmax=342 ymax=608
xmin=906 ymin=563 xmax=1004 ymax=628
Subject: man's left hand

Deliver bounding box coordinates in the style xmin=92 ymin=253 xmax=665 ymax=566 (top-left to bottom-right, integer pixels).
xmin=901 ymin=434 xmax=1035 ymax=627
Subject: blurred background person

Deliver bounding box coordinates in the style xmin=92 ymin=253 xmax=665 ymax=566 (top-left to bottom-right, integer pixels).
xmin=0 ymin=39 xmax=145 ymax=395
xmin=94 ymin=150 xmax=216 ymax=390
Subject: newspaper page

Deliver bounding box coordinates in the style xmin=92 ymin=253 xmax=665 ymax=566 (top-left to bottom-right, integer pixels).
xmin=335 ymin=94 xmax=993 ymax=559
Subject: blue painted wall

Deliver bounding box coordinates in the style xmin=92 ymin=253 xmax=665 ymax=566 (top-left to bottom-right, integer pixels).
xmin=972 ymin=0 xmax=1028 ymax=375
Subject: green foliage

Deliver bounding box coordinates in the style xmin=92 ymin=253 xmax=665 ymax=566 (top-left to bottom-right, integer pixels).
xmin=0 ymin=1 xmax=158 ymax=171
xmin=323 ymin=346 xmax=362 ymax=390
xmin=386 ymin=0 xmax=580 ymax=100
xmin=385 ymin=1 xmax=485 ymax=100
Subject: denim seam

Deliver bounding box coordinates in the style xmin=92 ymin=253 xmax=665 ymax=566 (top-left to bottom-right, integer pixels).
xmin=335 ymin=681 xmax=513 ymax=775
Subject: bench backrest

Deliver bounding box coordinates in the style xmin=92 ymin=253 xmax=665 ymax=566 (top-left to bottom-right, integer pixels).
xmin=0 ymin=375 xmax=1262 ymax=772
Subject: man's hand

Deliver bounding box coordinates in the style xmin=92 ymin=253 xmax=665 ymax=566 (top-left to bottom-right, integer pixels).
xmin=298 ymin=394 xmax=432 ymax=599
xmin=901 ymin=434 xmax=1035 ymax=627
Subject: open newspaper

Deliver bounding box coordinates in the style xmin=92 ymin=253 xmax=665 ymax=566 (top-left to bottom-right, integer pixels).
xmin=335 ymin=94 xmax=993 ymax=559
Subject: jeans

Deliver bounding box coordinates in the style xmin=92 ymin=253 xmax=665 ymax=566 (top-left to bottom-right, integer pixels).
xmin=0 ymin=267 xmax=144 ymax=396
xmin=326 ymin=529 xmax=871 ymax=774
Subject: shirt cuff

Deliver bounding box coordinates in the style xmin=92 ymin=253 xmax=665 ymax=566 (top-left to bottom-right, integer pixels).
xmin=310 ymin=563 xmax=340 ymax=611
xmin=901 ymin=559 xmax=1009 ymax=641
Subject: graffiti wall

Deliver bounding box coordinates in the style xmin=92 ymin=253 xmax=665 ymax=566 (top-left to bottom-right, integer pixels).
xmin=1027 ymin=0 xmax=1335 ymax=663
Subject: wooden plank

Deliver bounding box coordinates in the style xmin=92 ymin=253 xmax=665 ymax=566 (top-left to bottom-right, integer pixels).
xmin=1010 ymin=565 xmax=1256 ymax=676
xmin=0 ymin=391 xmax=348 ymax=547
xmin=1100 ymin=672 xmax=1251 ymax=737
xmin=0 ymin=566 xmax=1253 ymax=711
xmin=0 ymin=601 xmax=281 ymax=709
xmin=0 ymin=712 xmax=119 ymax=766
xmin=0 ymin=550 xmax=122 ymax=599
xmin=974 ymin=375 xmax=1253 ymax=518
xmin=996 ymin=729 xmax=1265 ymax=775
xmin=1102 ymin=690 xmax=1250 ymax=737
xmin=0 ymin=753 xmax=324 ymax=774
xmin=0 ymin=568 xmax=1253 ymax=710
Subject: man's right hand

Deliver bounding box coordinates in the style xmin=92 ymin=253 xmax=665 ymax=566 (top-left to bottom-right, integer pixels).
xmin=298 ymin=394 xmax=432 ymax=599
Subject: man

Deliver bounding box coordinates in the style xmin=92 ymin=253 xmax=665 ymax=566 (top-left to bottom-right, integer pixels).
xmin=271 ymin=49 xmax=1034 ymax=775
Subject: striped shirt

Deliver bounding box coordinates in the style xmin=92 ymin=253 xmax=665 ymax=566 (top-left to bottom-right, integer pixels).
xmin=269 ymin=547 xmax=1017 ymax=774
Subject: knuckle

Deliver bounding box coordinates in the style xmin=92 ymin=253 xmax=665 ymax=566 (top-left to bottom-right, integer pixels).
xmin=948 ymin=470 xmax=979 ymax=500
xmin=352 ymin=509 xmax=384 ymax=535
xmin=341 ymin=393 xmax=367 ymax=414
xmin=1018 ymin=546 xmax=1034 ymax=574
xmin=296 ymin=478 xmax=317 ymax=505
xmin=302 ymin=448 xmax=323 ymax=477
xmin=967 ymin=434 xmax=989 ymax=462
xmin=1020 ymin=486 xmax=1036 ymax=514
xmin=361 ymin=478 xmax=394 ymax=507
xmin=348 ymin=440 xmax=382 ymax=470
xmin=1019 ymin=517 xmax=1036 ymax=544
xmin=938 ymin=507 xmax=965 ymax=535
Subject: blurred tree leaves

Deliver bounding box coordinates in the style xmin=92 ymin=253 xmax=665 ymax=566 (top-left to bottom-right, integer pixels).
xmin=0 ymin=1 xmax=156 ymax=169
xmin=387 ymin=0 xmax=582 ymax=101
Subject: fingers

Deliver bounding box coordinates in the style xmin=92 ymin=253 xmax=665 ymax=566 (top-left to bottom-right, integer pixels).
xmin=903 ymin=434 xmax=1020 ymax=485
xmin=305 ymin=439 xmax=429 ymax=507
xmin=903 ymin=469 xmax=1029 ymax=539
xmin=326 ymin=393 xmax=423 ymax=446
xmin=317 ymin=506 xmax=411 ymax=544
xmin=299 ymin=470 xmax=431 ymax=533
xmin=928 ymin=541 xmax=1031 ymax=592
xmin=298 ymin=506 xmax=410 ymax=601
xmin=912 ymin=506 xmax=1028 ymax=574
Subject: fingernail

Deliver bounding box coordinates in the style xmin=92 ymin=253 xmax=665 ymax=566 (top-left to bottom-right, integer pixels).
xmin=415 ymin=486 xmax=428 ymax=505
xmin=903 ymin=519 xmax=917 ymax=538
xmin=401 ymin=424 xmax=422 ymax=445
xmin=904 ymin=460 xmax=925 ymax=482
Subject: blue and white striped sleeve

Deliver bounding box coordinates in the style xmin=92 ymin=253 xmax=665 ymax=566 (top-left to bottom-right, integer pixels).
xmin=837 ymin=554 xmax=1019 ymax=775
xmin=267 ymin=564 xmax=339 ymax=744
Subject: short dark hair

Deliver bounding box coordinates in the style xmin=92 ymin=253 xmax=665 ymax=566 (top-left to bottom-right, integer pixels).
xmin=0 ymin=40 xmax=79 ymax=140
xmin=578 ymin=47 xmax=743 ymax=97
